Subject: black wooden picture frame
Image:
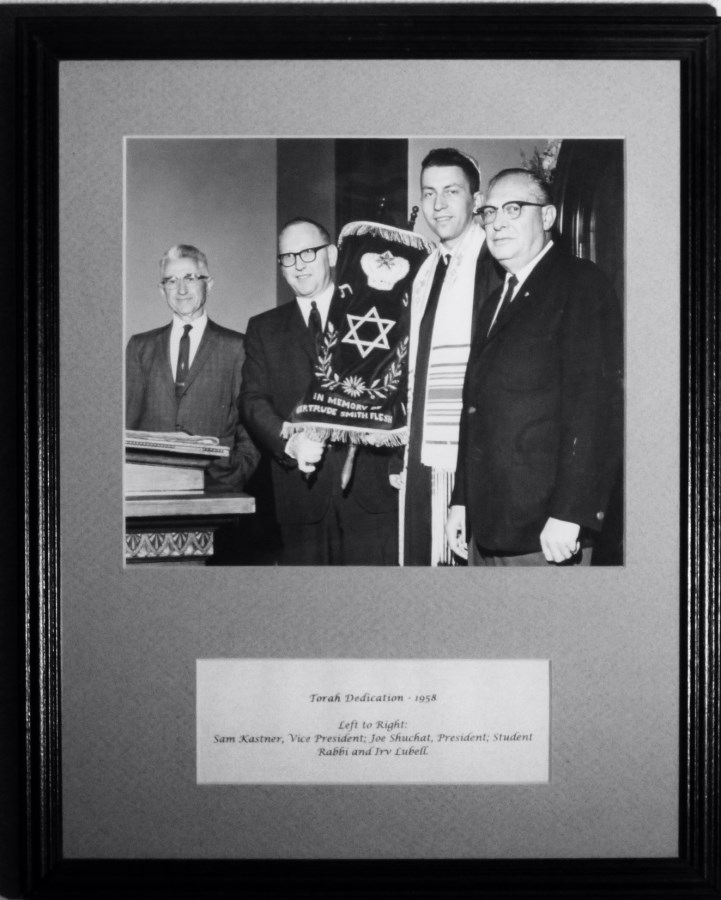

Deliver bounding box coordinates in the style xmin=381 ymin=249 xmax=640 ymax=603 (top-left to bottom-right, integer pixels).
xmin=6 ymin=3 xmax=720 ymax=897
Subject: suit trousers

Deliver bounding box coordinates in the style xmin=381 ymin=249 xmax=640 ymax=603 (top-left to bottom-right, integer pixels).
xmin=279 ymin=449 xmax=398 ymax=566
xmin=469 ymin=539 xmax=593 ymax=567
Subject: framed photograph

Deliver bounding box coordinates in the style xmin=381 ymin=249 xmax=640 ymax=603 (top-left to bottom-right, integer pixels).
xmin=11 ymin=3 xmax=720 ymax=897
xmin=124 ymin=134 xmax=624 ymax=567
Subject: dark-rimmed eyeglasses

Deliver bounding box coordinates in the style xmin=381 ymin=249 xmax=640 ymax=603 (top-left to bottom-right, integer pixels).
xmin=160 ymin=273 xmax=209 ymax=290
xmin=277 ymin=243 xmax=329 ymax=268
xmin=478 ymin=201 xmax=547 ymax=225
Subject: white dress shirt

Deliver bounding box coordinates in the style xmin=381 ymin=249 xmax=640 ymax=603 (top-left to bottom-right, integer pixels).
xmin=295 ymin=283 xmax=335 ymax=330
xmin=169 ymin=312 xmax=208 ymax=376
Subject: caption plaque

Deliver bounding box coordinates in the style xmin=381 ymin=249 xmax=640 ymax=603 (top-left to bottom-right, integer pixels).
xmin=197 ymin=659 xmax=550 ymax=784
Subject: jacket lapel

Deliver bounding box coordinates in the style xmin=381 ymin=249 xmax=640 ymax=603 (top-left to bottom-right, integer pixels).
xmin=474 ymin=283 xmax=502 ymax=346
xmin=279 ymin=299 xmax=316 ymax=364
xmin=470 ymin=241 xmax=503 ymax=343
xmin=491 ymin=279 xmax=528 ymax=337
xmin=483 ymin=244 xmax=558 ymax=345
xmin=156 ymin=324 xmax=176 ymax=402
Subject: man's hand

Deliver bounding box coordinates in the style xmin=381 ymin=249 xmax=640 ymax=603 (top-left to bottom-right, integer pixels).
xmin=389 ymin=472 xmax=404 ymax=490
xmin=285 ymin=432 xmax=326 ymax=474
xmin=445 ymin=505 xmax=468 ymax=560
xmin=540 ymin=517 xmax=581 ymax=563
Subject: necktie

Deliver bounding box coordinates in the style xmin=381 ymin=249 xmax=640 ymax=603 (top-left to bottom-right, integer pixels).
xmin=488 ymin=274 xmax=518 ymax=335
xmin=419 ymin=254 xmax=449 ymax=331
xmin=175 ymin=323 xmax=192 ymax=397
xmin=410 ymin=254 xmax=450 ymax=447
xmin=309 ymin=300 xmax=323 ymax=354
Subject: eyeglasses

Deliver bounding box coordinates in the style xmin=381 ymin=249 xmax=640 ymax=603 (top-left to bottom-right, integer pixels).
xmin=160 ymin=273 xmax=209 ymax=290
xmin=277 ymin=243 xmax=329 ymax=268
xmin=478 ymin=201 xmax=547 ymax=225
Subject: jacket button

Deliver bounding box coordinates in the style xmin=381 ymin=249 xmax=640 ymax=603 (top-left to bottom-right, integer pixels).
xmin=596 ymin=511 xmax=604 ymax=521
xmin=467 ymin=406 xmax=477 ymax=414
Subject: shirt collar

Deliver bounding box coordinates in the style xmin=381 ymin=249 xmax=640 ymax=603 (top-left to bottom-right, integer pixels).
xmin=439 ymin=221 xmax=482 ymax=265
xmin=295 ymin=282 xmax=335 ymax=326
xmin=172 ymin=311 xmax=208 ymax=335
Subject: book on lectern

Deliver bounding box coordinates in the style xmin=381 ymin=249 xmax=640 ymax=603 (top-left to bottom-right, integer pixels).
xmin=124 ymin=430 xmax=229 ymax=495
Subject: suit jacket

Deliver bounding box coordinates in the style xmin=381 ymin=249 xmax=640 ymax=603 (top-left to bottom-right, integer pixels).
xmin=240 ymin=289 xmax=399 ymax=526
xmin=452 ymin=244 xmax=623 ymax=554
xmin=126 ymin=318 xmax=260 ymax=490
xmin=472 ymin=240 xmax=505 ymax=339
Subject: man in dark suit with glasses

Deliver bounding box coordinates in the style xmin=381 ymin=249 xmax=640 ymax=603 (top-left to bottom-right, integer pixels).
xmin=125 ymin=243 xmax=259 ymax=491
xmin=240 ymin=217 xmax=399 ymax=565
xmin=446 ymin=169 xmax=623 ymax=566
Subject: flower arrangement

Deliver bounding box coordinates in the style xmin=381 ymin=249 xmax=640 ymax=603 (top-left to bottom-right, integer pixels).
xmin=520 ymin=139 xmax=563 ymax=184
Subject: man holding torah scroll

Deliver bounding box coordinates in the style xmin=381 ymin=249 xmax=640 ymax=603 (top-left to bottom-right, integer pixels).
xmin=241 ymin=217 xmax=429 ymax=565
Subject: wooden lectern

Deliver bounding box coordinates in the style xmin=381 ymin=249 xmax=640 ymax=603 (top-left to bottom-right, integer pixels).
xmin=124 ymin=431 xmax=256 ymax=565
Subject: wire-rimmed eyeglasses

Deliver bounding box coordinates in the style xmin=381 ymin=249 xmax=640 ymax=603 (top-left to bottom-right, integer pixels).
xmin=277 ymin=243 xmax=329 ymax=268
xmin=160 ymin=273 xmax=209 ymax=290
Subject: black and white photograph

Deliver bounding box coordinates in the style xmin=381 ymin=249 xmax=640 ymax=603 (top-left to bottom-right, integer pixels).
xmin=7 ymin=5 xmax=721 ymax=899
xmin=124 ymin=137 xmax=625 ymax=567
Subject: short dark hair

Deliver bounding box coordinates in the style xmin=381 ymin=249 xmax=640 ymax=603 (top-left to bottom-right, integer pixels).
xmin=421 ymin=148 xmax=481 ymax=194
xmin=487 ymin=168 xmax=554 ymax=205
xmin=278 ymin=217 xmax=331 ymax=245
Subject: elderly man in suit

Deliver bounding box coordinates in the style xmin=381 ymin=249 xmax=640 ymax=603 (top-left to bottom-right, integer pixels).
xmin=446 ymin=169 xmax=623 ymax=566
xmin=240 ymin=217 xmax=398 ymax=566
xmin=126 ymin=243 xmax=259 ymax=491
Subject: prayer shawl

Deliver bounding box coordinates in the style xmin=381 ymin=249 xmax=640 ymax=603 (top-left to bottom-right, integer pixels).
xmin=282 ymin=221 xmax=432 ymax=446
xmin=401 ymin=222 xmax=487 ymax=564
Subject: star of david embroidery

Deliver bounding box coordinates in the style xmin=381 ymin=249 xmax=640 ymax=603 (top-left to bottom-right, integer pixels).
xmin=341 ymin=306 xmax=395 ymax=359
